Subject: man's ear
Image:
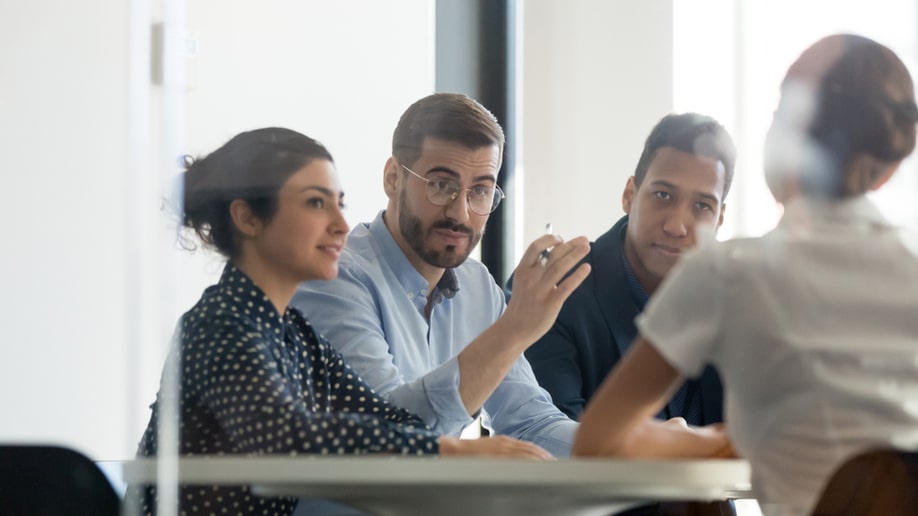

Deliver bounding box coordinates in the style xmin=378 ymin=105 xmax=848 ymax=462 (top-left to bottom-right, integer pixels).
xmin=229 ymin=199 xmax=262 ymax=238
xmin=717 ymin=203 xmax=726 ymax=229
xmin=383 ymin=157 xmax=401 ymax=199
xmin=622 ymin=176 xmax=637 ymax=214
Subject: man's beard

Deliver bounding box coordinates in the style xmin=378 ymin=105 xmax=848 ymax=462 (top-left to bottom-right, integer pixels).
xmin=398 ymin=190 xmax=482 ymax=269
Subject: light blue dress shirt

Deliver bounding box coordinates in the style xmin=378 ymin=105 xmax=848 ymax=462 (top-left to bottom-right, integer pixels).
xmin=292 ymin=211 xmax=578 ymax=457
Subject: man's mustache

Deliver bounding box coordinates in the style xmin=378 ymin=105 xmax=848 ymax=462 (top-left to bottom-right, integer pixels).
xmin=431 ymin=220 xmax=473 ymax=235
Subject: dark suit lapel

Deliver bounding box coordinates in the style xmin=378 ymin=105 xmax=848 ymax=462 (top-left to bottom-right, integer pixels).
xmin=699 ymin=366 xmax=724 ymax=423
xmin=591 ymin=217 xmax=640 ymax=359
xmin=593 ymin=216 xmax=675 ymax=420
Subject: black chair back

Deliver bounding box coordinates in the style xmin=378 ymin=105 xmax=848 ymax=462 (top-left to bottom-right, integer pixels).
xmin=0 ymin=444 xmax=121 ymax=516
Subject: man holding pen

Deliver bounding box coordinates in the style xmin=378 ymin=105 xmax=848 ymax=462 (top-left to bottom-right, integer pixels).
xmin=292 ymin=93 xmax=593 ymax=457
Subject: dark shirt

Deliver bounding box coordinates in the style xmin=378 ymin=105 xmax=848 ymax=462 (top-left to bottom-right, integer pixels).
xmin=522 ymin=215 xmax=723 ymax=425
xmin=621 ymin=248 xmax=649 ymax=311
xmin=621 ymin=246 xmax=703 ymax=423
xmin=135 ymin=265 xmax=439 ymax=516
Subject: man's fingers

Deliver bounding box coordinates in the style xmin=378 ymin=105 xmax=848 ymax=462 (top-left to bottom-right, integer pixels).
xmin=540 ymin=237 xmax=590 ymax=278
xmin=552 ymin=263 xmax=591 ymax=298
xmin=524 ymin=234 xmax=563 ymax=267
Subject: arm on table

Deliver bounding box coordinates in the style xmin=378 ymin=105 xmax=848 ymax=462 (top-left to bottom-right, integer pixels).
xmin=572 ymin=336 xmax=732 ymax=458
xmin=191 ymin=320 xmax=439 ymax=455
xmin=321 ymin=341 xmax=552 ymax=460
xmin=293 ymin=235 xmax=589 ymax=435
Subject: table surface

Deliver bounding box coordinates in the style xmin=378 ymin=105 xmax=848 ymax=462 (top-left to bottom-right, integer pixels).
xmin=109 ymin=456 xmax=753 ymax=516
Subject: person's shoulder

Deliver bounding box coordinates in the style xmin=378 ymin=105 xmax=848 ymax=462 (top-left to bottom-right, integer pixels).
xmin=183 ymin=305 xmax=263 ymax=333
xmin=582 ymin=217 xmax=626 ymax=271
xmin=335 ymin=223 xmax=393 ymax=278
xmin=184 ymin=282 xmax=241 ymax=322
xmin=594 ymin=217 xmax=627 ymax=245
xmin=293 ymin=245 xmax=380 ymax=314
xmin=677 ymin=237 xmax=763 ymax=281
xmin=710 ymin=236 xmax=763 ymax=262
xmin=178 ymin=306 xmax=268 ymax=359
xmin=563 ymin=228 xmax=616 ymax=291
xmin=184 ymin=282 xmax=276 ymax=330
xmin=335 ymin=245 xmax=376 ymax=277
xmin=337 ymin=223 xmax=377 ymax=265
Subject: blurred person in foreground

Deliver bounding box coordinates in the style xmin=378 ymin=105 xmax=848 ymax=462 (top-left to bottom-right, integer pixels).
xmin=574 ymin=34 xmax=918 ymax=516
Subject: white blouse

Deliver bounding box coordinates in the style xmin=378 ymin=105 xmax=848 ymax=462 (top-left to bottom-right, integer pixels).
xmin=638 ymin=196 xmax=918 ymax=515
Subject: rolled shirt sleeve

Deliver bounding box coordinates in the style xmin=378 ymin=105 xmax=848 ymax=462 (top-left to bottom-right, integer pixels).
xmin=482 ymin=353 xmax=579 ymax=457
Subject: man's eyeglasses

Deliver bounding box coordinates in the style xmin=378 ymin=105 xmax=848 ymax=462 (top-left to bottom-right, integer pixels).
xmin=401 ymin=164 xmax=505 ymax=215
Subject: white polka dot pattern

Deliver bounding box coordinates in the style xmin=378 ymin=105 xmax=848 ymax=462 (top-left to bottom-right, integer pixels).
xmin=134 ymin=265 xmax=439 ymax=515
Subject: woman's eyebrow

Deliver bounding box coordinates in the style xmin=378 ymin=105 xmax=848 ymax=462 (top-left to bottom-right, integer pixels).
xmin=297 ymin=185 xmax=337 ymax=196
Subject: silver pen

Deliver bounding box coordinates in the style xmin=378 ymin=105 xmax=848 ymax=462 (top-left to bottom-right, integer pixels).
xmin=539 ymin=223 xmax=553 ymax=266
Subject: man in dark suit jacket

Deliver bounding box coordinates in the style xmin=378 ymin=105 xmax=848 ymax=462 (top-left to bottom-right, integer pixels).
xmin=520 ymin=113 xmax=737 ymax=427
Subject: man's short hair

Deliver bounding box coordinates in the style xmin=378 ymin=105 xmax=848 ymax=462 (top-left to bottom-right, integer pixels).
xmin=393 ymin=93 xmax=505 ymax=167
xmin=633 ymin=113 xmax=737 ymax=199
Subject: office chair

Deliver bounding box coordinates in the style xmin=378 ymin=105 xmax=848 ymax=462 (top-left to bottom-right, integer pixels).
xmin=811 ymin=448 xmax=918 ymax=516
xmin=0 ymin=444 xmax=121 ymax=516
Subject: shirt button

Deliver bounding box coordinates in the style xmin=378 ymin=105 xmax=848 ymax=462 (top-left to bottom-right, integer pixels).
xmin=420 ymin=289 xmax=429 ymax=296
xmin=407 ymin=292 xmax=414 ymax=299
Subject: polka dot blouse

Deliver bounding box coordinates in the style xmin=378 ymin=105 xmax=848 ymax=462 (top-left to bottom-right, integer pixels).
xmin=135 ymin=265 xmax=439 ymax=515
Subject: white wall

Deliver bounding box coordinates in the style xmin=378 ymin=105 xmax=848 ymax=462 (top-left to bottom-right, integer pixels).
xmin=519 ymin=1 xmax=674 ymax=248
xmin=1 ymin=0 xmax=132 ymax=460
xmin=1 ymin=0 xmax=435 ymax=460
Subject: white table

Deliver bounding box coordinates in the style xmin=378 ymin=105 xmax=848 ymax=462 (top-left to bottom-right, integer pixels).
xmin=113 ymin=456 xmax=752 ymax=516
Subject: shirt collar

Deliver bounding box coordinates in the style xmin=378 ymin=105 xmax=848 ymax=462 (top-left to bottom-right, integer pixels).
xmin=779 ymin=195 xmax=893 ymax=231
xmin=217 ymin=263 xmax=291 ymax=324
xmin=366 ymin=210 xmax=461 ymax=301
xmin=434 ymin=268 xmax=459 ymax=300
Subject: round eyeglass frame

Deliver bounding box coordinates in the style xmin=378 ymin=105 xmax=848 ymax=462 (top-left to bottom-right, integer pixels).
xmin=401 ymin=164 xmax=505 ymax=215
